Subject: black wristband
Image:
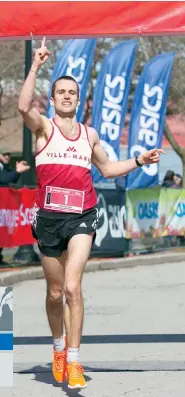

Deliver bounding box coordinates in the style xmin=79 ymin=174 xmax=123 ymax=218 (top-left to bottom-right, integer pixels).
xmin=135 ymin=155 xmax=143 ymax=167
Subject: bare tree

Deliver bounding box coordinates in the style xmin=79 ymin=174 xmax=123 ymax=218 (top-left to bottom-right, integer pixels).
xmin=0 ymin=41 xmax=25 ymax=146
xmin=0 ymin=77 xmax=2 ymax=125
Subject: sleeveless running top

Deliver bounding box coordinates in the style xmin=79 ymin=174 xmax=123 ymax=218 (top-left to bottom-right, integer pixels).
xmin=35 ymin=118 xmax=97 ymax=213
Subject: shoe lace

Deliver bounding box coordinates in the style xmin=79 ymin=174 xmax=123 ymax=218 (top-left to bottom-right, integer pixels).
xmin=70 ymin=363 xmax=84 ymax=379
xmin=54 ymin=351 xmax=65 ymax=371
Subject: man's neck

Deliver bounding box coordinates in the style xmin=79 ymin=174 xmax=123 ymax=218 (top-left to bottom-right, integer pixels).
xmin=54 ymin=114 xmax=78 ymax=138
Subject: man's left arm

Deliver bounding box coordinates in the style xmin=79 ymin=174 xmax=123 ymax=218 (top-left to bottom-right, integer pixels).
xmin=91 ymin=129 xmax=165 ymax=178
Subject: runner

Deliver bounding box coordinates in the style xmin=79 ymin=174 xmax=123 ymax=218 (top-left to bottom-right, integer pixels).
xmin=18 ymin=37 xmax=164 ymax=389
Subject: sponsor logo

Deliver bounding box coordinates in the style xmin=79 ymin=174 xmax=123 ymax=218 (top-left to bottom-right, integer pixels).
xmin=137 ymin=201 xmax=159 ymax=220
xmin=47 ymin=152 xmax=91 ymax=163
xmin=0 ymin=287 xmax=13 ymax=332
xmin=66 ymin=146 xmax=77 ymax=152
xmin=66 ymin=55 xmax=86 ymax=92
xmin=100 ymin=73 xmax=126 ymax=141
xmin=79 ymin=222 xmax=87 ymax=227
xmin=94 ymin=194 xmax=126 ymax=247
xmin=130 ymin=83 xmax=163 ymax=176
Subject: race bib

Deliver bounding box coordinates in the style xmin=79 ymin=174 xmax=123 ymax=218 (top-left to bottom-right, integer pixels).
xmin=44 ymin=186 xmax=84 ymax=213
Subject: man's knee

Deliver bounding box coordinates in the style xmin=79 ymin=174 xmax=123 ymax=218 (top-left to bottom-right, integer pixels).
xmin=47 ymin=285 xmax=64 ymax=303
xmin=64 ymin=281 xmax=81 ymax=302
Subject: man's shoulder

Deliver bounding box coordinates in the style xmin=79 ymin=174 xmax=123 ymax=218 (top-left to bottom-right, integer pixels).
xmin=83 ymin=126 xmax=98 ymax=140
xmin=82 ymin=126 xmax=98 ymax=149
xmin=83 ymin=125 xmax=97 ymax=133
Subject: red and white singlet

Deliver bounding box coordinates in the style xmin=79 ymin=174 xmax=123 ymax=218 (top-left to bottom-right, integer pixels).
xmin=35 ymin=119 xmax=97 ymax=214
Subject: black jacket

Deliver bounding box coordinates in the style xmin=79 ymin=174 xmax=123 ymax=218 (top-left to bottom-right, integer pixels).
xmin=0 ymin=162 xmax=20 ymax=187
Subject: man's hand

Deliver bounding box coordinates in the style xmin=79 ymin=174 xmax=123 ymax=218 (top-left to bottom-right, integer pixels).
xmin=16 ymin=161 xmax=30 ymax=174
xmin=32 ymin=37 xmax=51 ymax=70
xmin=0 ymin=154 xmax=4 ymax=163
xmin=138 ymin=148 xmax=165 ymax=165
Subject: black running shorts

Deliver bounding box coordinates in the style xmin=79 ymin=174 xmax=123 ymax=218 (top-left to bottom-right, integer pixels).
xmin=31 ymin=207 xmax=99 ymax=257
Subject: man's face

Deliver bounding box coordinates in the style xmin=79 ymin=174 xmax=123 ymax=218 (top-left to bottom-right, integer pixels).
xmin=174 ymin=175 xmax=182 ymax=186
xmin=51 ymin=79 xmax=79 ymax=116
xmin=0 ymin=153 xmax=10 ymax=164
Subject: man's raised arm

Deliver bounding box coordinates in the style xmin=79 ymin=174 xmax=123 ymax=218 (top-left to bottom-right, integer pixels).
xmin=18 ymin=37 xmax=51 ymax=134
xmin=90 ymin=128 xmax=165 ymax=178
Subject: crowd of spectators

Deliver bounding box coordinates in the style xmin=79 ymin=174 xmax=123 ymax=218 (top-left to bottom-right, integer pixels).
xmin=0 ymin=149 xmax=30 ymax=266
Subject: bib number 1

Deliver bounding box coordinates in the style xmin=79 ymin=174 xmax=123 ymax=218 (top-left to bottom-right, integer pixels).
xmin=64 ymin=195 xmax=68 ymax=205
xmin=44 ymin=186 xmax=85 ymax=213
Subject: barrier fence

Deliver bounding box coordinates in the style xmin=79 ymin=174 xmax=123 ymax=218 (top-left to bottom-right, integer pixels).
xmin=0 ymin=187 xmax=185 ymax=257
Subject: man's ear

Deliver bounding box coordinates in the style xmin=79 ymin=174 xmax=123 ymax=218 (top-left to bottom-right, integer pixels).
xmin=50 ymin=97 xmax=54 ymax=106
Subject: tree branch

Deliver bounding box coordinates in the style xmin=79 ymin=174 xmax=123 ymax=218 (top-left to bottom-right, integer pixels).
xmin=164 ymin=122 xmax=184 ymax=157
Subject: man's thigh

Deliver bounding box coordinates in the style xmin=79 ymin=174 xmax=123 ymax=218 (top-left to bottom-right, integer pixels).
xmin=32 ymin=213 xmax=67 ymax=257
xmin=67 ymin=207 xmax=99 ymax=243
xmin=41 ymin=251 xmax=67 ymax=287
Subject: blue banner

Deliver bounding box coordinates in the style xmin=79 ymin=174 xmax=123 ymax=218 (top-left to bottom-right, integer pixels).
xmin=47 ymin=39 xmax=96 ymax=122
xmin=126 ymin=52 xmax=175 ymax=189
xmin=91 ymin=40 xmax=137 ymax=183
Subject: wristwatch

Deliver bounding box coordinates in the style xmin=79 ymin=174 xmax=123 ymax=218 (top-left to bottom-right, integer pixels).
xmin=135 ymin=155 xmax=143 ymax=167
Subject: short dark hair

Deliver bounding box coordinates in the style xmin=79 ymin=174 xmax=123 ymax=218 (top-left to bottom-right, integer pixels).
xmin=175 ymin=173 xmax=182 ymax=179
xmin=51 ymin=76 xmax=79 ymax=98
xmin=163 ymin=170 xmax=175 ymax=182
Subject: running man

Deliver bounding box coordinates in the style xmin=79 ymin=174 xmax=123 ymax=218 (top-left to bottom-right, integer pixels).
xmin=18 ymin=38 xmax=164 ymax=389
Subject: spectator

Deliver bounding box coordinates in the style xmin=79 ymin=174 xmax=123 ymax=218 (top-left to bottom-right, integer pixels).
xmin=161 ymin=170 xmax=175 ymax=188
xmin=173 ymin=173 xmax=183 ymax=188
xmin=0 ymin=149 xmax=30 ymax=266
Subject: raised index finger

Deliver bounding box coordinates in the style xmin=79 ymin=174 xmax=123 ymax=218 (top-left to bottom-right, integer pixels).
xmin=41 ymin=36 xmax=46 ymax=48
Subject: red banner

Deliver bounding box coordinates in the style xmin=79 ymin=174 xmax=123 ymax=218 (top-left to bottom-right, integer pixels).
xmin=0 ymin=188 xmax=37 ymax=247
xmin=0 ymin=2 xmax=185 ymax=39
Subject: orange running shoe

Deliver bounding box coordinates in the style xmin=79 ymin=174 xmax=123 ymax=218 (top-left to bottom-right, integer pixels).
xmin=52 ymin=337 xmax=67 ymax=383
xmin=67 ymin=361 xmax=87 ymax=389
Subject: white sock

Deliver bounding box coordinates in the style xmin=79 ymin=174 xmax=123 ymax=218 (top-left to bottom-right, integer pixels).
xmin=67 ymin=347 xmax=80 ymax=363
xmin=53 ymin=335 xmax=65 ymax=352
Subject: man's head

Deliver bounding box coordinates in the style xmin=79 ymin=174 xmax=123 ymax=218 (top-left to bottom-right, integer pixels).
xmin=174 ymin=173 xmax=182 ymax=187
xmin=0 ymin=149 xmax=10 ymax=164
xmin=163 ymin=170 xmax=175 ymax=182
xmin=50 ymin=76 xmax=80 ymax=116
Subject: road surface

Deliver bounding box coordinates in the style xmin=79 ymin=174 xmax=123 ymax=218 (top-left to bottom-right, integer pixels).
xmin=3 ymin=261 xmax=185 ymax=396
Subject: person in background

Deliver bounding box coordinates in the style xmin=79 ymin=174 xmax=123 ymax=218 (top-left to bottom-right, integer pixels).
xmin=0 ymin=149 xmax=30 ymax=187
xmin=173 ymin=173 xmax=183 ymax=188
xmin=161 ymin=170 xmax=175 ymax=188
xmin=0 ymin=149 xmax=30 ymax=265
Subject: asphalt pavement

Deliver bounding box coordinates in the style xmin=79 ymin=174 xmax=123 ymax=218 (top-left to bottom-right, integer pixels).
xmin=2 ymin=260 xmax=185 ymax=396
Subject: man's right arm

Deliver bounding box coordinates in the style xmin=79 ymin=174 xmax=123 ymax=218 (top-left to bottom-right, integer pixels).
xmin=18 ymin=65 xmax=47 ymax=134
xmin=18 ymin=37 xmax=51 ymax=135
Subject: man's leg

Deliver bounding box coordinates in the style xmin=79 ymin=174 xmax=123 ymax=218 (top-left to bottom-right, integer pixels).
xmin=64 ymin=233 xmax=93 ymax=389
xmin=41 ymin=252 xmax=66 ymax=337
xmin=41 ymin=251 xmax=68 ymax=383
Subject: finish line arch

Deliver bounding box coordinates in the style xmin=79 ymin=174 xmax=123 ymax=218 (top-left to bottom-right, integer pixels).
xmin=0 ymin=1 xmax=185 ymax=39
